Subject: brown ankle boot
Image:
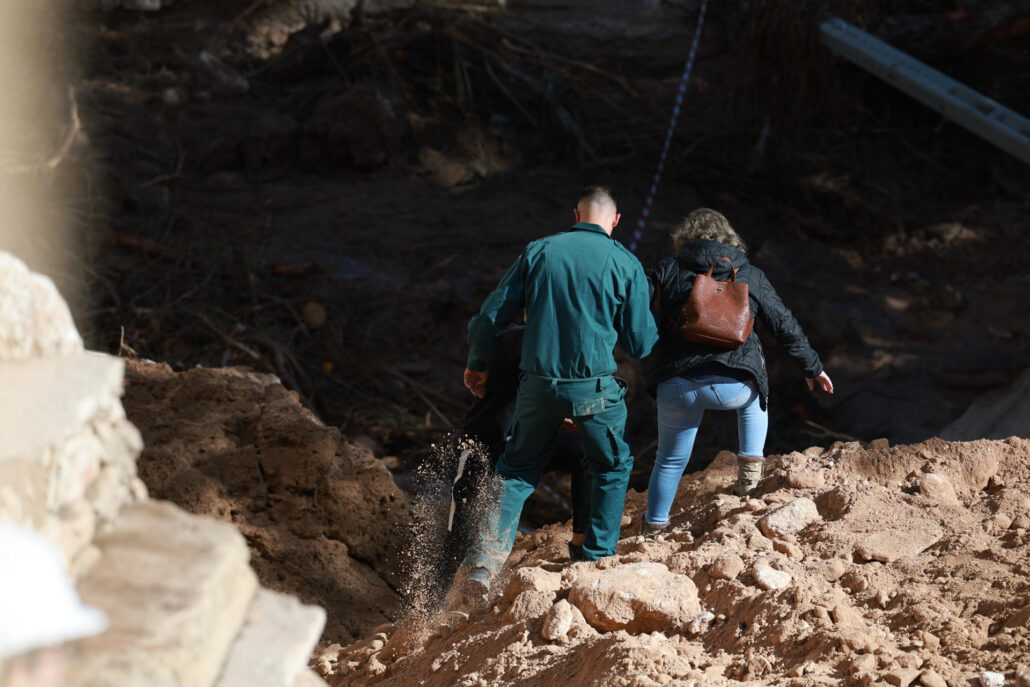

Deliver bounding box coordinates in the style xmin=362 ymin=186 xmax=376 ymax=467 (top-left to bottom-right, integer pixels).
xmin=734 ymin=455 xmax=765 ymax=497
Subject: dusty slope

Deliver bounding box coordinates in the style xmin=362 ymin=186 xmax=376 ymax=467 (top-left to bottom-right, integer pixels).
xmin=123 ymin=359 xmax=411 ymax=646
xmin=324 ymin=437 xmax=1030 ymax=687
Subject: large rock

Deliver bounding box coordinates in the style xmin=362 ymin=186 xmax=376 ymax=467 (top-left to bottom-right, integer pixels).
xmin=758 ymin=498 xmax=821 ymax=538
xmin=568 ymin=562 xmax=701 ymax=633
xmin=855 ymin=531 xmax=938 ymax=564
xmin=918 ymin=473 xmax=959 ymax=505
xmin=73 ymin=501 xmax=258 ymax=687
xmin=503 ymin=567 xmax=562 ymax=602
xmin=215 ymin=589 xmax=326 ymax=687
xmin=0 ymin=251 xmax=81 ymax=361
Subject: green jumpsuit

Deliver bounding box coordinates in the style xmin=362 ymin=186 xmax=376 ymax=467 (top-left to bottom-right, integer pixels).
xmin=465 ymin=222 xmax=658 ymax=566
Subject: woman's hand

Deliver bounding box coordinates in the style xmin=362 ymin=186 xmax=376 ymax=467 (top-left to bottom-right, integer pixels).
xmin=806 ymin=371 xmax=834 ymax=394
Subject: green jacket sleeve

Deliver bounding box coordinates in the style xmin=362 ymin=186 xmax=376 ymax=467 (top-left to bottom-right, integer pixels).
xmin=616 ymin=259 xmax=660 ymax=360
xmin=467 ymin=255 xmax=526 ymax=371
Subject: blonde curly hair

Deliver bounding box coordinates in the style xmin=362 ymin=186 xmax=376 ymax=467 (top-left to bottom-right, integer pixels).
xmin=671 ymin=208 xmax=748 ymax=254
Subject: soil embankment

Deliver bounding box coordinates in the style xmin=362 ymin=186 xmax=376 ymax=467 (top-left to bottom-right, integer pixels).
xmin=123 ymin=360 xmax=410 ymax=646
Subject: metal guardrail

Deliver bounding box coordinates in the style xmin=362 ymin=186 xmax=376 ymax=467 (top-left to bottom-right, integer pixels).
xmin=819 ymin=16 xmax=1030 ymax=166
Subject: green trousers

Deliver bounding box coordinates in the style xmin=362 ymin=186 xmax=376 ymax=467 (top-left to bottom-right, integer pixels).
xmin=466 ymin=373 xmax=634 ymax=572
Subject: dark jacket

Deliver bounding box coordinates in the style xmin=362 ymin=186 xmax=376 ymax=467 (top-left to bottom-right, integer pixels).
xmin=647 ymin=239 xmax=823 ymax=408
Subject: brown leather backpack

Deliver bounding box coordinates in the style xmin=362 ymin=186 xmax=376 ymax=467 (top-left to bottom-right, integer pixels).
xmin=672 ymin=257 xmax=754 ymax=349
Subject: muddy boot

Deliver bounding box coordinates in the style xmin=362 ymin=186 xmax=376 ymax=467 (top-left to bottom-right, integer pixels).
xmin=460 ymin=565 xmax=492 ymax=609
xmin=641 ymin=520 xmax=669 ymax=538
xmin=734 ymin=455 xmax=765 ymax=497
xmin=441 ymin=565 xmax=492 ymax=612
xmin=568 ymin=541 xmax=585 ymax=562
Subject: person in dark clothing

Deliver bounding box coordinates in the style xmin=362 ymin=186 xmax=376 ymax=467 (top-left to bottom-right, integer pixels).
xmin=439 ymin=325 xmax=591 ymax=595
xmin=643 ymin=209 xmax=834 ymax=533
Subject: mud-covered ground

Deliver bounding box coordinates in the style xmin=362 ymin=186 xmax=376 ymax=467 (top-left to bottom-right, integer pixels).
xmin=325 ymin=436 xmax=1030 ymax=687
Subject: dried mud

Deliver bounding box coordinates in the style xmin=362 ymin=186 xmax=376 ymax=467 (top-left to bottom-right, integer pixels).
xmin=323 ymin=437 xmax=1030 ymax=687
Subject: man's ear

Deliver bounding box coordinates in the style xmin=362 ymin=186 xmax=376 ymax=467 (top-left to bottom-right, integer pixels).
xmin=573 ymin=207 xmax=582 ymax=223
xmin=612 ymin=213 xmax=622 ymax=228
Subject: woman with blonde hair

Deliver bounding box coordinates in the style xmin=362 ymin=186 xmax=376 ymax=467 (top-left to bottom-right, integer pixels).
xmin=643 ymin=208 xmax=833 ymax=534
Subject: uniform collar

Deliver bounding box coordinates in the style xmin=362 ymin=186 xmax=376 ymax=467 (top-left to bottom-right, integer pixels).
xmin=571 ymin=222 xmax=611 ymax=237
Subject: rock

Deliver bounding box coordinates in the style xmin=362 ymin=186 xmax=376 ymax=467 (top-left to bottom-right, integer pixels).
xmin=855 ymin=531 xmax=938 ymax=563
xmin=72 ymin=501 xmax=258 ymax=687
xmin=687 ymin=610 xmax=715 ymax=635
xmin=215 ymin=588 xmax=326 ymax=687
xmin=773 ymin=539 xmax=804 ymax=560
xmin=849 ymin=654 xmax=877 ymax=674
xmin=979 ymin=671 xmax=1005 ymax=687
xmin=1016 ymin=665 xmax=1029 ymax=687
xmin=867 ymin=438 xmax=890 ymax=451
xmin=568 ymin=562 xmax=701 ymax=633
xmin=504 ymin=590 xmax=556 ymax=623
xmin=822 ymin=558 xmax=847 ymax=581
xmin=919 ymin=473 xmax=959 ymax=504
xmin=786 ymin=467 xmax=826 ymax=489
xmin=503 ymin=567 xmax=562 ymax=602
xmin=885 ymin=668 xmax=920 ymax=687
xmin=758 ymin=498 xmax=820 ymax=538
xmin=541 ymin=600 xmax=575 ymax=641
xmin=708 ymin=554 xmax=744 ymax=580
xmin=752 ymin=561 xmax=791 ymax=590
xmin=831 ymin=602 xmax=864 ymax=628
xmin=918 ymin=631 xmax=940 ymax=651
xmin=989 ymin=512 xmax=1012 ymax=530
xmin=0 ymin=251 xmax=83 ymax=361
xmin=839 ymin=630 xmax=877 ymax=653
xmin=1004 ymin=605 xmax=1030 ymax=629
xmin=918 ymin=670 xmax=948 ymax=687
xmin=302 ymin=301 xmax=327 ymax=329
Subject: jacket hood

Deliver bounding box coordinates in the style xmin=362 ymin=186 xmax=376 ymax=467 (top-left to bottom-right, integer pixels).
xmin=676 ymin=239 xmax=749 ymax=278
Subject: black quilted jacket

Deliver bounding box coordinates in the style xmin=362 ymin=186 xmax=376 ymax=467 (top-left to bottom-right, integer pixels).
xmin=646 ymin=239 xmax=823 ymax=408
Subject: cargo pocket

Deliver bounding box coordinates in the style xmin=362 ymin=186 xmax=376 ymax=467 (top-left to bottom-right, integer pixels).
xmin=605 ymin=376 xmax=629 ymax=407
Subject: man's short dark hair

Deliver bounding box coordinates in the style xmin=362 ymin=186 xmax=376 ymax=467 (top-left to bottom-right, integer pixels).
xmin=579 ymin=186 xmax=617 ymax=211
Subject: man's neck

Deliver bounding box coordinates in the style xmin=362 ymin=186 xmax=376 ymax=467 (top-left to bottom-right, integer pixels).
xmin=577 ymin=218 xmax=613 ymax=236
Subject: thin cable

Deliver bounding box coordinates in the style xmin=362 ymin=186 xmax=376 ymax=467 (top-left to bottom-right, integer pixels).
xmin=628 ymin=0 xmax=709 ymax=254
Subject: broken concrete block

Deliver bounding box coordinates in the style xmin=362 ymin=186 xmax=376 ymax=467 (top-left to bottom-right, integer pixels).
xmin=74 ymin=501 xmax=258 ymax=687
xmin=214 ymin=588 xmax=326 ymax=687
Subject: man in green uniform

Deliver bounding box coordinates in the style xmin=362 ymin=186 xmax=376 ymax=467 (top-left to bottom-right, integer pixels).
xmin=457 ymin=186 xmax=658 ymax=597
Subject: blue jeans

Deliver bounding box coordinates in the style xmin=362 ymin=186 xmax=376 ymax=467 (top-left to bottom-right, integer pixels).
xmin=645 ymin=373 xmax=768 ymax=526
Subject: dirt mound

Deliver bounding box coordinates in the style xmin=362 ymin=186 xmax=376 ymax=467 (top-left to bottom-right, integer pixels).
xmin=122 ymin=359 xmax=411 ymax=647
xmin=323 ymin=437 xmax=1030 ymax=686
